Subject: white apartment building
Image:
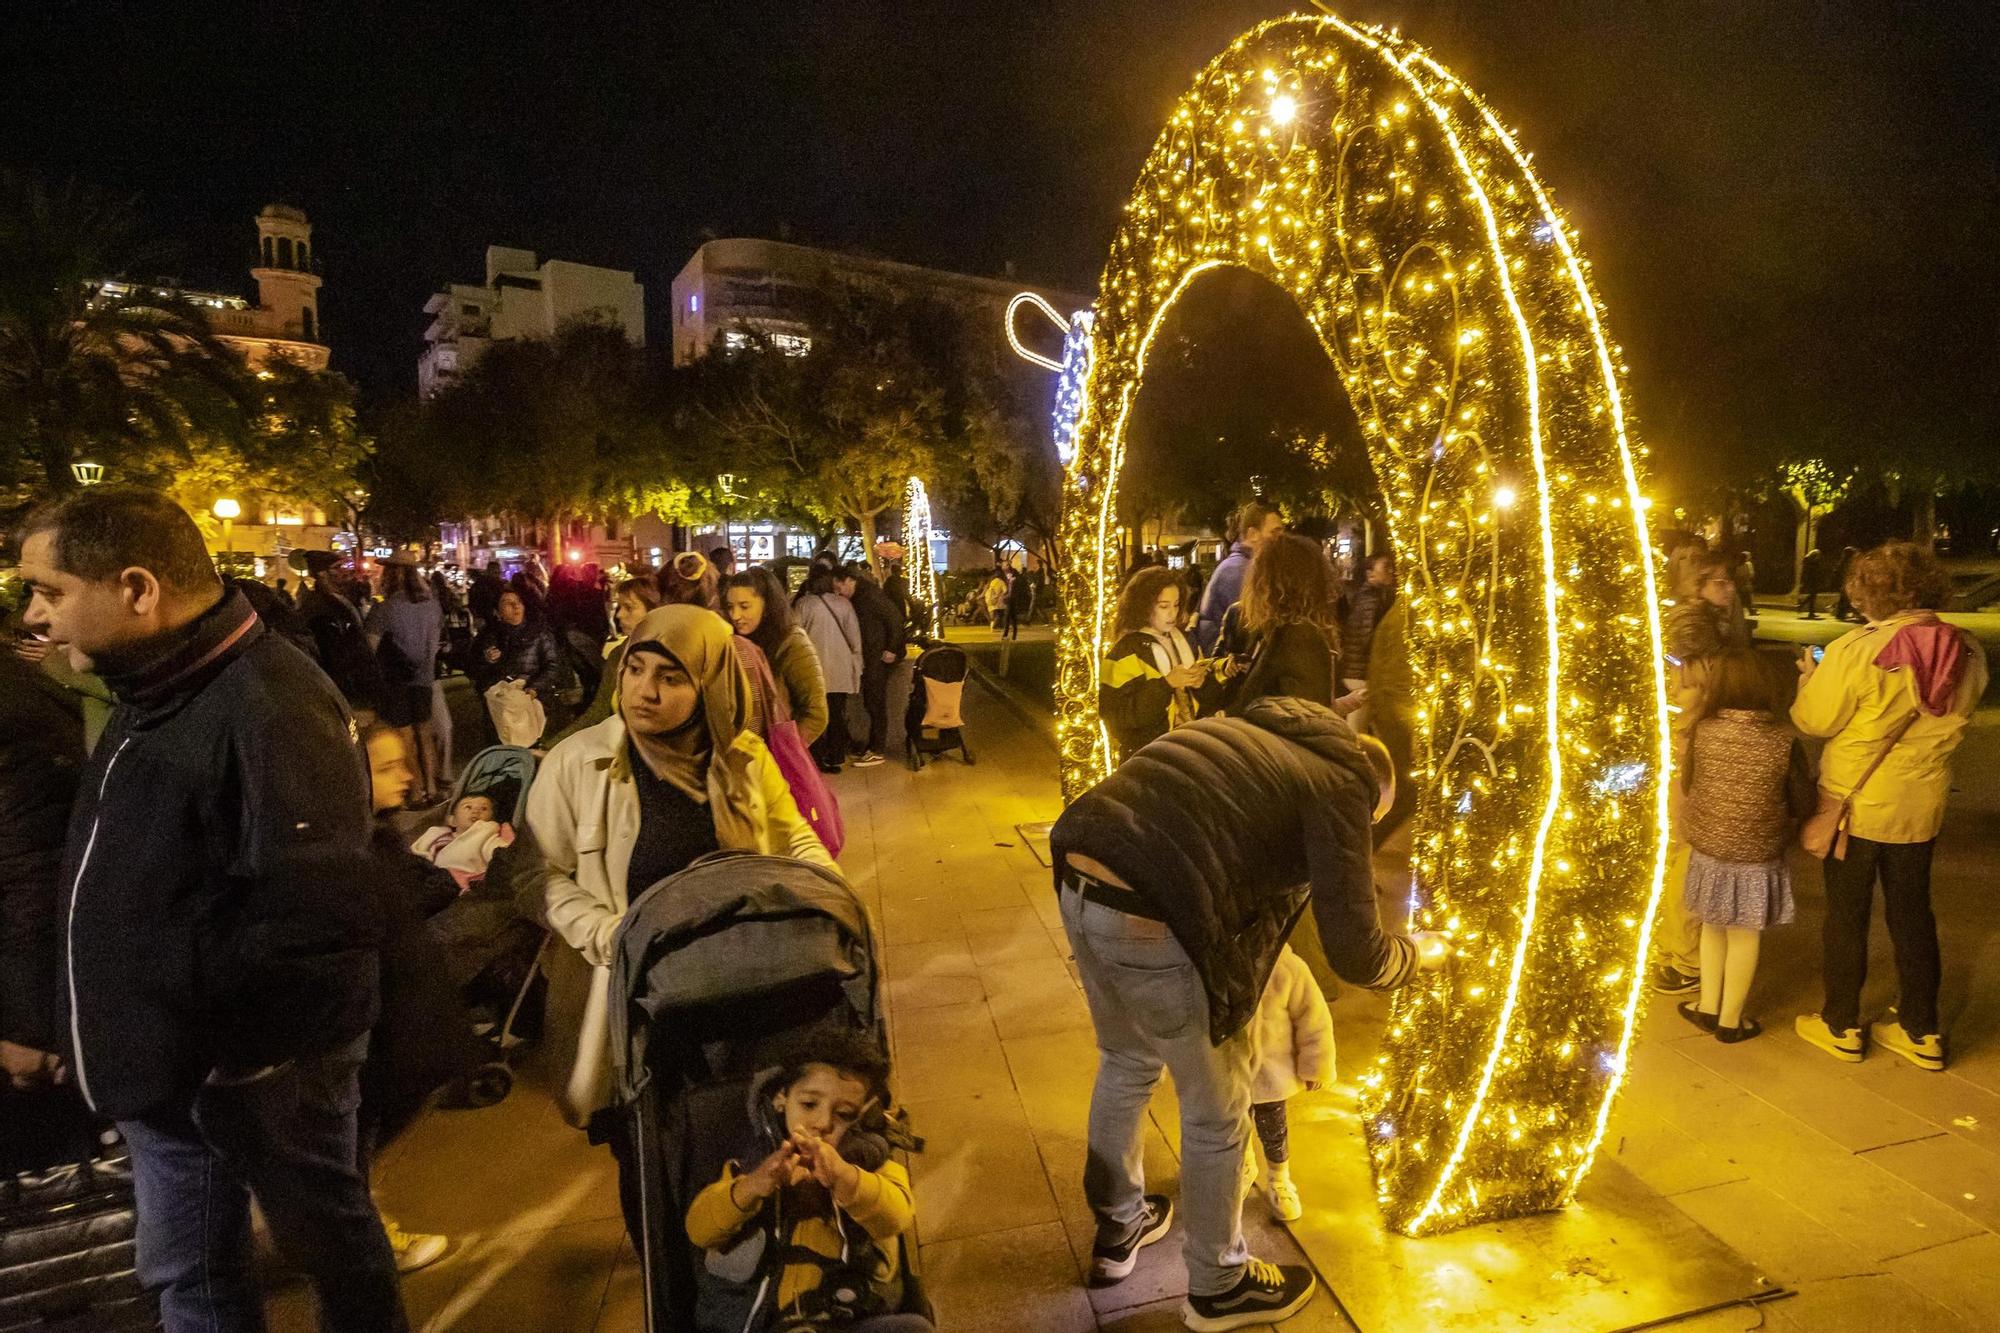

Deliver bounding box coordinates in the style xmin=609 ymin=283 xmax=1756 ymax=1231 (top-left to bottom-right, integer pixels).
xmin=418 ymin=245 xmax=644 ymax=396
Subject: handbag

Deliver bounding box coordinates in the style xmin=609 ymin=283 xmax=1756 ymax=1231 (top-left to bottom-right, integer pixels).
xmin=1800 ymin=709 xmax=1920 ymax=860
xmin=742 ymin=646 xmax=845 ymax=858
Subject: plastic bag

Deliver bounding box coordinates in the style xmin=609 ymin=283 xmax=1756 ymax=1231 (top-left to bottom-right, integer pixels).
xmin=484 ymin=679 xmax=546 ymax=748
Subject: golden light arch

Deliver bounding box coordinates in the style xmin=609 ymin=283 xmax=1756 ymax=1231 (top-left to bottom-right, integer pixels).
xmin=1051 ymin=13 xmax=1671 ymax=1234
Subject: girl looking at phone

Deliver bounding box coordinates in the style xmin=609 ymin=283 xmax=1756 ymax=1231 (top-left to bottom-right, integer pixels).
xmin=1100 ymin=567 xmax=1222 ymax=762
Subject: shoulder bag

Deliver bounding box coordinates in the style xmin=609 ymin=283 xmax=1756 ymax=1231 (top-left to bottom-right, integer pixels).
xmin=1800 ymin=709 xmax=1920 ymax=860
xmin=741 ymin=646 xmax=845 ymax=859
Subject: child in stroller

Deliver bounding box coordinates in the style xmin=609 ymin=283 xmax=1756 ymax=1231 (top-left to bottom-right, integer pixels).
xmin=685 ymin=1032 xmax=922 ymax=1331
xmin=605 ymin=851 xmax=935 ymax=1333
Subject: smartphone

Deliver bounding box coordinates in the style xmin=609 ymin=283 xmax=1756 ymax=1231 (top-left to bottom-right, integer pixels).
xmin=1810 ymin=645 xmax=1825 ymax=663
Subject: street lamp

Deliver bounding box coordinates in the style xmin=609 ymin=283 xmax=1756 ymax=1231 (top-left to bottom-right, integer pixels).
xmin=717 ymin=473 xmax=739 ymax=566
xmin=70 ymin=461 xmax=105 ymax=486
xmin=213 ymin=497 xmax=241 ymax=557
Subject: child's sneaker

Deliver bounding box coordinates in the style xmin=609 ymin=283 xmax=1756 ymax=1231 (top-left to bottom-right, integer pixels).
xmin=381 ymin=1217 xmax=449 ymax=1273
xmin=1182 ymin=1259 xmax=1316 ymax=1331
xmin=1794 ymin=1013 xmax=1865 ymax=1063
xmin=1090 ymin=1194 xmax=1173 ymax=1286
xmin=1260 ymin=1162 xmax=1302 ymax=1223
xmin=1870 ymin=1011 xmax=1946 ymax=1072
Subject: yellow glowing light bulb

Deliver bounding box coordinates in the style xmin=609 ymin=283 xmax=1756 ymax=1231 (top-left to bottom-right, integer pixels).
xmin=1492 ymin=485 xmax=1518 ymax=510
xmin=1271 ymin=93 xmax=1299 ymax=125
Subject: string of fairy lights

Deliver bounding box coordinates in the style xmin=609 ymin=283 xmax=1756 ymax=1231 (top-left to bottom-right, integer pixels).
xmin=1049 ymin=13 xmax=1669 ymax=1234
xmin=902 ymin=476 xmax=941 ymax=636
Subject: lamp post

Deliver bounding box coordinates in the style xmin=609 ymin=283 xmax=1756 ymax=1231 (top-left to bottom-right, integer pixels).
xmin=212 ymin=497 xmax=241 ymax=559
xmin=69 ymin=461 xmax=105 ymax=486
xmin=717 ymin=472 xmax=738 ymax=567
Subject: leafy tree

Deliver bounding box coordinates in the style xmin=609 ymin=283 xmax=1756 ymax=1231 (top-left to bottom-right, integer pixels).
xmin=0 ymin=175 xmax=248 ymax=510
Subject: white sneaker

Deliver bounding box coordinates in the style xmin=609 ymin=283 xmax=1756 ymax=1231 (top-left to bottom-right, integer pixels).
xmin=1261 ymin=1162 xmax=1303 ymax=1223
xmin=381 ymin=1217 xmax=449 ymax=1273
xmin=852 ymin=751 xmax=886 ymax=768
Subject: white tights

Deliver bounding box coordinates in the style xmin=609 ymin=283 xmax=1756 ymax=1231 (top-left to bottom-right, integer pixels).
xmin=1697 ymin=924 xmax=1762 ymax=1028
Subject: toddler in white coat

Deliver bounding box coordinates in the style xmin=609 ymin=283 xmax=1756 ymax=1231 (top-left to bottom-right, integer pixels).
xmin=1245 ymin=944 xmax=1335 ymax=1222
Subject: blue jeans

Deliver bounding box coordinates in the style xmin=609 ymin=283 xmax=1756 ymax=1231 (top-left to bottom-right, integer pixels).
xmin=118 ymin=1036 xmax=408 ymax=1333
xmin=1059 ymin=880 xmax=1255 ymax=1297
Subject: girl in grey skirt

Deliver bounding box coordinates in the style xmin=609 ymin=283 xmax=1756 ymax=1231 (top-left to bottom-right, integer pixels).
xmin=1678 ymin=648 xmax=1817 ymax=1042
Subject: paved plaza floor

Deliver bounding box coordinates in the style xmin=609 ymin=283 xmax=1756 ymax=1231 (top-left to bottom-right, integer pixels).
xmin=273 ymin=675 xmax=2000 ymax=1331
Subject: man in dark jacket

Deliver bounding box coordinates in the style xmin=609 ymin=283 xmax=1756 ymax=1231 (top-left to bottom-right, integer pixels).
xmin=18 ymin=487 xmax=406 ymax=1333
xmin=1194 ymin=501 xmax=1281 ymax=654
xmin=840 ymin=564 xmax=906 ymax=766
xmin=1050 ymin=697 xmax=1438 ymax=1328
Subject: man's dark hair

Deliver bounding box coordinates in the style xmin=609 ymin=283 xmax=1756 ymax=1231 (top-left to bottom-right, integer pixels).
xmin=709 ymin=544 xmax=735 ymax=568
xmin=20 ymin=486 xmax=220 ymax=594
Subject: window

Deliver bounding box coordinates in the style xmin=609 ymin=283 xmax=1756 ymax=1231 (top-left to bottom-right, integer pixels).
xmin=297 ymin=242 xmax=309 ymax=269
xmin=462 ymin=304 xmax=481 ymax=316
xmin=301 ymin=308 xmax=316 ymax=340
xmin=261 ymin=237 xmax=274 ymax=266
xmin=277 ymin=237 xmax=294 ymax=268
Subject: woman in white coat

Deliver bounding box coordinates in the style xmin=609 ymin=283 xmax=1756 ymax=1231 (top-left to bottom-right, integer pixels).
xmin=520 ymin=605 xmax=833 ymax=1244
xmin=793 ymin=566 xmax=864 ymax=773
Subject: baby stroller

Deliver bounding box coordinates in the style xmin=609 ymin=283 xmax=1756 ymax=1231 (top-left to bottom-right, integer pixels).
xmin=608 ymin=852 xmax=934 ymax=1333
xmin=902 ymin=644 xmax=974 ymax=770
xmin=424 ymin=744 xmax=545 ymax=1107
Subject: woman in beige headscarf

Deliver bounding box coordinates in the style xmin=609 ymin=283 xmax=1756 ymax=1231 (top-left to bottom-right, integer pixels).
xmin=520 ymin=606 xmax=833 ymax=1232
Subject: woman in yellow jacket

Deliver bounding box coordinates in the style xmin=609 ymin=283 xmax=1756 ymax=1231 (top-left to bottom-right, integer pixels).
xmin=1791 ymin=543 xmax=1987 ymax=1070
xmin=521 ymin=606 xmax=835 ymax=1242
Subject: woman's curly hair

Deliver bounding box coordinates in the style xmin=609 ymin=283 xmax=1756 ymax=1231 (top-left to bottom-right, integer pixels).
xmin=1112 ymin=565 xmax=1184 ymax=638
xmin=1240 ymin=532 xmax=1340 ymax=637
xmin=1844 ymin=541 xmax=1950 ymax=621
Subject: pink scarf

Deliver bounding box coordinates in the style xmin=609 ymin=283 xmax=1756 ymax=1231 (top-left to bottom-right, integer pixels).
xmin=1872 ymin=613 xmax=1970 ymax=716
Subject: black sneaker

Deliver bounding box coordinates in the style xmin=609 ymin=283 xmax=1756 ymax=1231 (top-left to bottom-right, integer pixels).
xmin=1089 ymin=1194 xmax=1173 ymax=1286
xmin=1182 ymin=1259 xmax=1316 ymax=1330
xmin=1648 ymin=964 xmax=1699 ymax=996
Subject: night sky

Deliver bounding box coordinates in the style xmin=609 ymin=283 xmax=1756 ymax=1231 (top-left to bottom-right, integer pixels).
xmin=6 ymin=1 xmax=1996 ymax=491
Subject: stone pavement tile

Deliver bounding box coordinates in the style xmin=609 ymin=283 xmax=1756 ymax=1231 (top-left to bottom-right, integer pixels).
xmin=1096 ymin=1297 xmax=1191 ymax=1331
xmin=1884 ymin=1232 xmax=2000 ymax=1327
xmin=889 ymin=971 xmax=988 ymax=1011
xmin=919 ymin=1220 xmax=1095 ymax=1333
xmin=1861 ymin=1133 xmax=2000 ymax=1231
xmin=881 ymin=897 xmax=970 ymax=947
xmin=906 ymin=1090 xmax=1063 ymax=1244
xmin=1762 ymin=1273 xmax=1968 ymax=1333
xmin=882 ymin=936 xmax=978 ymax=983
xmin=949 ymin=875 xmax=1037 ymax=912
xmin=1003 ymin=1028 xmax=1106 ymax=1138
xmin=1658 ymin=1304 xmax=1784 ymax=1333
xmin=1669 ymin=1178 xmax=1875 ymax=1284
xmin=1747 ymin=1142 xmax=1983 ymax=1263
xmin=1849 ymin=1060 xmax=2000 ymax=1156
xmin=1677 ymin=1027 xmax=1944 ymax=1152
xmin=1603 ymin=1102 xmax=1752 ymax=1199
xmin=893 ymin=1000 xmax=1014 ymax=1102
xmin=595 ymin=1244 xmax=642 ymax=1332
xmin=1030 ymin=1130 xmax=1185 ymax=1315
xmin=405 ymin=1214 xmax=625 ymax=1333
xmin=984 ymin=957 xmax=1096 ymax=1041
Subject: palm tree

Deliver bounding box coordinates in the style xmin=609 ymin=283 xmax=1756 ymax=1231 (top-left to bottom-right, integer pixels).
xmin=0 ymin=174 xmax=246 ymax=507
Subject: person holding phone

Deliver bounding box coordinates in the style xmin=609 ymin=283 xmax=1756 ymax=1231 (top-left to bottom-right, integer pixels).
xmin=1100 ymin=567 xmax=1223 ymax=763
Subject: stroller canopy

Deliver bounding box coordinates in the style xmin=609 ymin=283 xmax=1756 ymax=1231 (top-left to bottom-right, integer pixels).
xmin=608 ymin=852 xmax=877 ymax=1105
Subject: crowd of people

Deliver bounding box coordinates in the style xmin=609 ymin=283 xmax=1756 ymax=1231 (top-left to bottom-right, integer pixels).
xmin=1 ymin=484 xmax=1990 ymax=1333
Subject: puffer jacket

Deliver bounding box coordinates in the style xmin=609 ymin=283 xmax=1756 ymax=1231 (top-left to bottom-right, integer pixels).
xmin=519 ymin=714 xmax=834 ymax=1125
xmin=1249 ymin=944 xmax=1335 ymax=1103
xmin=470 ymin=617 xmax=563 ymax=697
xmin=1051 ymin=697 xmax=1418 ymax=1046
xmin=1681 ymin=709 xmax=1815 ymax=864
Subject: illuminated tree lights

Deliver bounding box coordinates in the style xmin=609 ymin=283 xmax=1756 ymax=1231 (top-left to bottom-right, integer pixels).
xmin=903 ymin=476 xmax=941 ymax=635
xmin=1052 ymin=15 xmax=1670 ymax=1234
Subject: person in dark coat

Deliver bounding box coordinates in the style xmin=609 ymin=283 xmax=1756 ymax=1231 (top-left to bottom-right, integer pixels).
xmin=1218 ymin=533 xmax=1340 ymax=713
xmin=17 ymin=486 xmax=407 ymax=1332
xmin=1050 ymin=697 xmax=1439 ymax=1321
xmin=468 ymin=561 xmax=506 ymax=627
xmin=1195 ymin=501 xmax=1282 ymax=654
xmin=470 ymin=588 xmax=563 ymax=696
xmin=1004 ymin=560 xmax=1036 ymax=639
xmin=840 ymin=564 xmax=906 ymax=766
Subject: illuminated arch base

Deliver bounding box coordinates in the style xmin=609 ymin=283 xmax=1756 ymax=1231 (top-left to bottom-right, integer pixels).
xmin=1053 ymin=14 xmax=1670 ymax=1235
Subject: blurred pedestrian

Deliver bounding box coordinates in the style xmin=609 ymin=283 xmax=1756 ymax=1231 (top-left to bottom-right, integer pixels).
xmin=547 ymin=575 xmax=665 ymax=748
xmin=842 ymin=564 xmax=906 ymax=768
xmin=983 ymin=567 xmax=1009 ymax=632
xmin=1005 ymin=560 xmax=1035 ymax=639
xmin=17 ymin=486 xmax=405 ymax=1332
xmin=365 ymin=552 xmax=446 ymax=804
xmin=1195 ymin=501 xmax=1282 ymax=654
xmin=710 ymin=544 xmax=738 ymax=579
xmin=1338 ymin=553 xmax=1396 ymax=726
xmin=725 ymin=567 xmax=829 ymax=745
xmin=1793 ymin=541 xmax=1988 ymax=1070
xmin=795 ymin=567 xmax=863 ymax=774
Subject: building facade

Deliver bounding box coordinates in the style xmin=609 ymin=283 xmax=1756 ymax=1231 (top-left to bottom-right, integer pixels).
xmin=669 ymin=236 xmax=1087 ymax=367
xmin=419 ymin=245 xmax=644 ymax=397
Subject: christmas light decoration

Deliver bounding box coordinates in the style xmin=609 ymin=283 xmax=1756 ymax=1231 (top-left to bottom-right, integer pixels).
xmin=1009 ymin=293 xmax=1098 ymax=466
xmin=903 ymin=476 xmax=941 ymax=636
xmin=1051 ymin=13 xmax=1669 ymax=1235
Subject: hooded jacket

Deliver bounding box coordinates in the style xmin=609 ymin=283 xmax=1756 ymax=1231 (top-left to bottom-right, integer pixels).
xmin=1051 ymin=697 xmax=1417 ymax=1045
xmin=57 ymin=591 xmax=378 ymax=1118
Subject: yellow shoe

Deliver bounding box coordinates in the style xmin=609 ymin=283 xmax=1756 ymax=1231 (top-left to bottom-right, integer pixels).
xmin=381 ymin=1216 xmax=449 ymax=1273
xmin=1870 ymin=1012 xmax=1945 ymax=1072
xmin=1794 ymin=1013 xmax=1864 ymax=1063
